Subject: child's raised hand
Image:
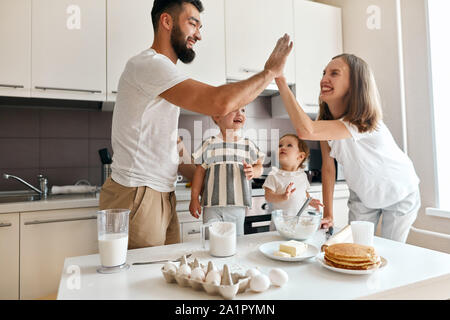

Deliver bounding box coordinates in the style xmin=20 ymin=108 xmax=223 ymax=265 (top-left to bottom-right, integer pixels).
xmin=189 ymin=198 xmax=202 ymax=219
xmin=243 ymin=161 xmax=254 ymax=180
xmin=309 ymin=198 xmax=324 ymax=211
xmin=282 ymin=182 xmax=296 ymax=200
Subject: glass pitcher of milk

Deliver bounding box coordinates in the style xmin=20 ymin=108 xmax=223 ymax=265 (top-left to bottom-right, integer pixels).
xmin=201 ymin=221 xmax=236 ymax=257
xmin=97 ymin=209 xmax=130 ymax=274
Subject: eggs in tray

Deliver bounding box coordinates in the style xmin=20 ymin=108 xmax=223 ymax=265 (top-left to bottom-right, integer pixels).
xmin=161 ymin=255 xmax=289 ymax=300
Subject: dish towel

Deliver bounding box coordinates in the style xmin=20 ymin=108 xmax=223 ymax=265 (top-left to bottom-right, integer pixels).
xmin=51 ymin=185 xmax=98 ymax=195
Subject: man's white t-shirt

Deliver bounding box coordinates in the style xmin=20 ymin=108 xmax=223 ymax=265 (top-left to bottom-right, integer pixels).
xmin=328 ymin=120 xmax=420 ymax=209
xmin=263 ymin=167 xmax=310 ymax=216
xmin=110 ymin=49 xmax=188 ymax=192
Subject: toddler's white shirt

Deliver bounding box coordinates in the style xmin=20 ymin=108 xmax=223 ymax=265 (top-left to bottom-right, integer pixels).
xmin=263 ymin=167 xmax=310 ymax=216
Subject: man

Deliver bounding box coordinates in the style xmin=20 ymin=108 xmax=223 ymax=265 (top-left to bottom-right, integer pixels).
xmin=100 ymin=0 xmax=293 ymax=249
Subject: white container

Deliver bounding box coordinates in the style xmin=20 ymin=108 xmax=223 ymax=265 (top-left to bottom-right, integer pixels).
xmin=202 ymin=221 xmax=236 ymax=257
xmin=351 ymin=221 xmax=374 ymax=246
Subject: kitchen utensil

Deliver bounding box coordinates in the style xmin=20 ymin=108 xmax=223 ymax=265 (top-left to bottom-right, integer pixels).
xmin=98 ymin=148 xmax=112 ymax=165
xmin=272 ymin=210 xmax=321 ymax=241
xmin=132 ymin=253 xmax=192 ymax=265
xmin=97 ymin=209 xmax=130 ymax=274
xmin=259 ymin=241 xmax=319 ymax=262
xmin=296 ymin=197 xmax=312 ymax=217
xmin=326 ymin=226 xmax=334 ymax=240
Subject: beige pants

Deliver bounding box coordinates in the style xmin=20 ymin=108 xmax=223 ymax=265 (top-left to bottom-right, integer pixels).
xmin=99 ymin=177 xmax=180 ymax=249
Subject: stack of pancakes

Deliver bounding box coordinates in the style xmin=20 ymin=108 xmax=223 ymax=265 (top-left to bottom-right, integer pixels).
xmin=324 ymin=243 xmax=381 ymax=270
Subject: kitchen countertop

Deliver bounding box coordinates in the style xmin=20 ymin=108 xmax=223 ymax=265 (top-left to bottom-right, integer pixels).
xmin=57 ymin=230 xmax=450 ymax=300
xmin=0 ymin=192 xmax=100 ymax=214
xmin=0 ymin=182 xmax=349 ymax=214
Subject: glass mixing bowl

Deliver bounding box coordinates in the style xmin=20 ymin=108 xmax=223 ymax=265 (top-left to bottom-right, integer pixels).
xmin=271 ymin=209 xmax=321 ymax=241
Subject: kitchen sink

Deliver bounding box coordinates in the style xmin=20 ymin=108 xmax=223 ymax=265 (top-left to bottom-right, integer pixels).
xmin=0 ymin=193 xmax=42 ymax=204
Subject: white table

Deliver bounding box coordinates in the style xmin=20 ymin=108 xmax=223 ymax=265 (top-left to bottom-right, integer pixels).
xmin=57 ymin=230 xmax=450 ymax=300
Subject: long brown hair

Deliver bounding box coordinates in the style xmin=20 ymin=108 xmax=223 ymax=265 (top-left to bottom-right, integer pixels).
xmin=317 ymin=54 xmax=382 ymax=133
xmin=280 ymin=134 xmax=310 ymax=169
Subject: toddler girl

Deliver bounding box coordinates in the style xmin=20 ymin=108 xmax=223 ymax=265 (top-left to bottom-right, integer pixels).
xmin=263 ymin=134 xmax=322 ymax=217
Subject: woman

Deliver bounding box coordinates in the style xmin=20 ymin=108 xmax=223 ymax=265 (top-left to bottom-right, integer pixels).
xmin=275 ymin=54 xmax=420 ymax=243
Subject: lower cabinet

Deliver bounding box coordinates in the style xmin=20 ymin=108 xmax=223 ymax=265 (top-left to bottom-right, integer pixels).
xmin=181 ymin=219 xmax=202 ymax=243
xmin=309 ymin=185 xmax=350 ymax=229
xmin=0 ymin=213 xmax=20 ymax=300
xmin=19 ymin=207 xmax=99 ymax=300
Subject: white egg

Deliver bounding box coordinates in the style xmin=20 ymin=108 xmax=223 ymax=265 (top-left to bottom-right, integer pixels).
xmin=269 ymin=268 xmax=288 ymax=287
xmin=191 ymin=267 xmax=206 ymax=281
xmin=250 ymin=274 xmax=271 ymax=293
xmin=205 ymin=270 xmax=221 ymax=286
xmin=177 ymin=264 xmax=191 ymax=277
xmin=163 ymin=262 xmax=177 ymax=273
xmin=246 ymin=268 xmax=261 ymax=279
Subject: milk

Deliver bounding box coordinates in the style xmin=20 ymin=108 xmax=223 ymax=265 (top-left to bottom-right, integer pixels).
xmin=98 ymin=233 xmax=128 ymax=267
xmin=209 ymin=222 xmax=236 ymax=257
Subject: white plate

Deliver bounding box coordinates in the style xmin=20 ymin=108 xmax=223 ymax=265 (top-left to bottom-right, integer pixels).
xmin=316 ymin=252 xmax=387 ymax=275
xmin=258 ymin=241 xmax=319 ymax=262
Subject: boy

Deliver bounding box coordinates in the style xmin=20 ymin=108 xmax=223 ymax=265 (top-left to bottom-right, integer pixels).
xmin=189 ymin=107 xmax=265 ymax=235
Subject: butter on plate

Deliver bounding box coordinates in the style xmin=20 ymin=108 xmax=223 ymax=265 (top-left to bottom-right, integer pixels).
xmin=279 ymin=240 xmax=308 ymax=257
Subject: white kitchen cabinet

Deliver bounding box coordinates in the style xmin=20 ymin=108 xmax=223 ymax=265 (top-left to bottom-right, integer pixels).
xmin=309 ymin=184 xmax=349 ymax=229
xmin=106 ymin=0 xmax=154 ymax=102
xmin=181 ymin=220 xmax=202 ymax=243
xmin=293 ymin=1 xmax=343 ymax=109
xmin=0 ymin=213 xmax=20 ymax=300
xmin=31 ymin=0 xmax=106 ymax=101
xmin=224 ymin=0 xmax=295 ymax=85
xmin=177 ymin=198 xmax=202 ymax=242
xmin=177 ymin=0 xmax=226 ymax=87
xmin=0 ymin=0 xmax=31 ymax=98
xmin=20 ymin=207 xmax=99 ymax=300
xmin=107 ymin=0 xmax=225 ymax=107
xmin=271 ymin=1 xmax=343 ymax=118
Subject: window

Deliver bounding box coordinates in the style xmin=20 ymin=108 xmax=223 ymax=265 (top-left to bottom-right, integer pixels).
xmin=427 ymin=0 xmax=450 ymax=211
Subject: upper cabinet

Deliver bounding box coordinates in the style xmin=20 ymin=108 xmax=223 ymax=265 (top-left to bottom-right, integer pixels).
xmin=107 ymin=0 xmax=225 ymax=105
xmin=293 ymin=1 xmax=343 ymax=109
xmin=224 ymin=0 xmax=295 ymax=85
xmin=31 ymin=0 xmax=106 ymax=101
xmin=0 ymin=0 xmax=342 ymax=113
xmin=0 ymin=0 xmax=31 ymax=98
xmin=106 ymin=0 xmax=154 ymax=102
xmin=178 ymin=0 xmax=226 ymax=115
xmin=177 ymin=0 xmax=226 ymax=86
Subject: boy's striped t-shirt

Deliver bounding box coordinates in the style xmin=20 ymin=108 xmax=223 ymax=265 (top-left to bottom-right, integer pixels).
xmin=192 ymin=135 xmax=265 ymax=208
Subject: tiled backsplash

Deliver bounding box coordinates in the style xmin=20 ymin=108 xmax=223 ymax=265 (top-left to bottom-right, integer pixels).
xmin=0 ymin=96 xmax=319 ymax=191
xmin=0 ymin=106 xmax=112 ymax=191
xmin=178 ymin=97 xmax=320 ymax=176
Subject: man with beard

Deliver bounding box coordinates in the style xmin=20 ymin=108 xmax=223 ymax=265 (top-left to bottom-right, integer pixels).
xmin=100 ymin=0 xmax=293 ymax=249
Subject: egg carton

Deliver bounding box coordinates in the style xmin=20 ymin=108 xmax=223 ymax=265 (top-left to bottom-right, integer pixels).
xmin=161 ymin=256 xmax=250 ymax=300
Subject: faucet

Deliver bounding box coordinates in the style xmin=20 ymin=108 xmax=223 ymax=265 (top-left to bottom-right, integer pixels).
xmin=3 ymin=173 xmax=48 ymax=199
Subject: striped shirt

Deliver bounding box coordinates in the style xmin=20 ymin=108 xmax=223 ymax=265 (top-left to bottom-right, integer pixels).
xmin=192 ymin=135 xmax=265 ymax=208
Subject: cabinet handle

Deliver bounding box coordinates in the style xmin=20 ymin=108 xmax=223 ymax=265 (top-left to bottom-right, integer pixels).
xmin=0 ymin=84 xmax=24 ymax=89
xmin=0 ymin=223 xmax=12 ymax=228
xmin=111 ymin=91 xmax=118 ymax=94
xmin=35 ymin=86 xmax=102 ymax=94
xmin=240 ymin=68 xmax=262 ymax=74
xmin=187 ymin=229 xmax=200 ymax=235
xmin=24 ymin=216 xmax=97 ymax=225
